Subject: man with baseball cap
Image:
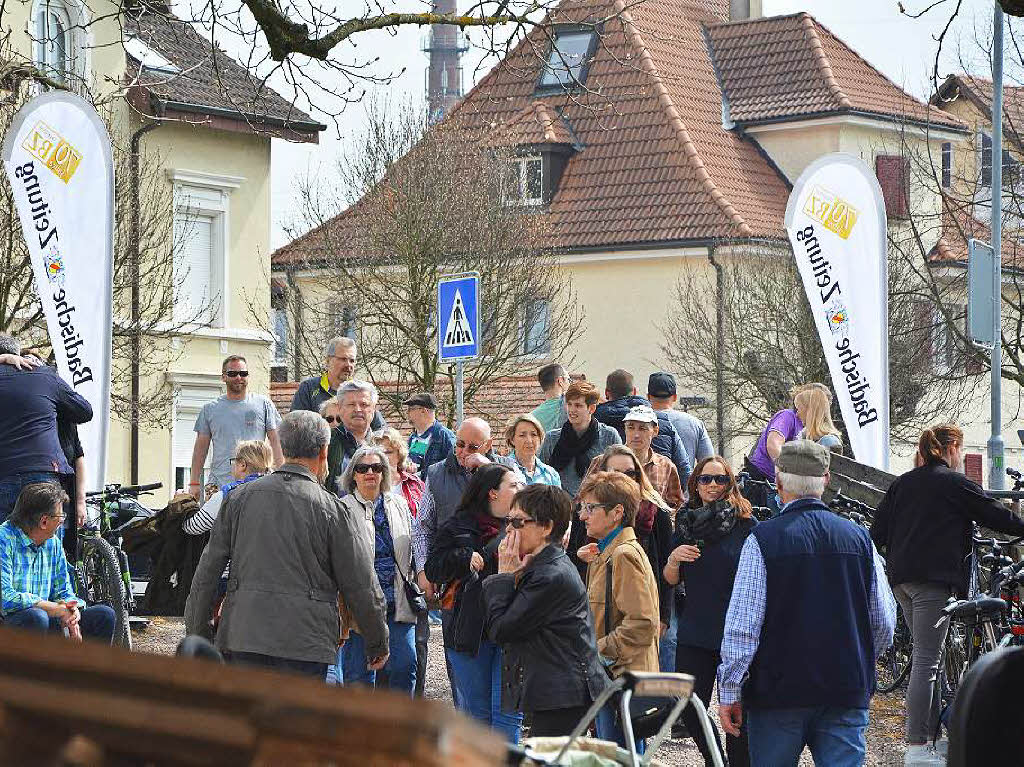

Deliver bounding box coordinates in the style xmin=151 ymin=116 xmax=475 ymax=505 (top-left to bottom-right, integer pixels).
xmin=622 ymin=405 xmax=683 ymax=510
xmin=647 ymin=372 xmax=714 ymax=464
xmin=717 ymin=440 xmax=896 ymax=766
xmin=404 ymin=392 xmax=455 ymax=474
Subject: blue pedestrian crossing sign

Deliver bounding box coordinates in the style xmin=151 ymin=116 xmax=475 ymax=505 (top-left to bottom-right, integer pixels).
xmin=438 ymin=273 xmax=480 ymax=361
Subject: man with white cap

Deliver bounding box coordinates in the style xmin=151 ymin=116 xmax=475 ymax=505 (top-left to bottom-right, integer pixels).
xmin=623 ymin=405 xmax=683 ymax=510
xmin=717 ymin=440 xmax=896 ymax=766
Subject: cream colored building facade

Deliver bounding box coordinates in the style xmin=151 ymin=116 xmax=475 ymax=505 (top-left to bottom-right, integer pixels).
xmin=5 ymin=0 xmax=321 ymax=499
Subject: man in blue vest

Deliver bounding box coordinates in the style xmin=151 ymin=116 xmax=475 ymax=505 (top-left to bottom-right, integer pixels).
xmin=717 ymin=440 xmax=896 ymax=766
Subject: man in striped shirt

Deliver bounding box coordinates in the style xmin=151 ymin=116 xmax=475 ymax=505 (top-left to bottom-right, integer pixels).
xmin=0 ymin=482 xmax=115 ymax=642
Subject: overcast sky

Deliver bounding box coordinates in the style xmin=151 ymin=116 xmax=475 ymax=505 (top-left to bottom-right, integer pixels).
xmin=266 ymin=0 xmax=988 ymax=249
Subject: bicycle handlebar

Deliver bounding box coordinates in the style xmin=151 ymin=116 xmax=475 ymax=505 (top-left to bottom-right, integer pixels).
xmin=85 ymin=481 xmax=163 ymax=499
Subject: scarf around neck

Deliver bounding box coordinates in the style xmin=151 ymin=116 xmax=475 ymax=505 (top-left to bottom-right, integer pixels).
xmin=676 ymin=499 xmax=739 ymax=545
xmin=550 ymin=417 xmax=599 ymax=478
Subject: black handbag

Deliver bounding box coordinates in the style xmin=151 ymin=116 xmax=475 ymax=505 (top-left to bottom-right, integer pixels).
xmin=604 ymin=559 xmax=678 ymax=740
xmin=397 ymin=566 xmax=428 ymax=615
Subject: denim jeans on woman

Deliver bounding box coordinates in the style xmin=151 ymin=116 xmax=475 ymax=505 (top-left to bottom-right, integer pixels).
xmin=892 ymin=581 xmax=952 ymax=744
xmin=446 ymin=639 xmax=522 ymax=743
xmin=747 ymin=706 xmax=869 ymax=766
xmin=0 ymin=471 xmax=61 ymax=522
xmin=339 ymin=620 xmax=417 ymax=696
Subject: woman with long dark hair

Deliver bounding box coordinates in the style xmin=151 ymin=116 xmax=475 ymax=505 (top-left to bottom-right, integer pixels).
xmin=664 ymin=455 xmax=756 ymax=767
xmin=872 ymin=424 xmax=1024 ymax=763
xmin=425 ymin=463 xmax=525 ymax=742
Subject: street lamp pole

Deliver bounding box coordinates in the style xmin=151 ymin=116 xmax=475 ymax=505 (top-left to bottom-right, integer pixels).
xmin=989 ymin=3 xmax=1006 ymax=489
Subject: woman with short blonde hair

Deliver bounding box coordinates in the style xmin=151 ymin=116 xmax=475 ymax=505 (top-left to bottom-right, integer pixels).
xmin=504 ymin=414 xmax=560 ymax=487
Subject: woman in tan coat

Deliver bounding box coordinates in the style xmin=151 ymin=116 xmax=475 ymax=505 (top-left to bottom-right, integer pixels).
xmin=577 ymin=470 xmax=660 ymax=753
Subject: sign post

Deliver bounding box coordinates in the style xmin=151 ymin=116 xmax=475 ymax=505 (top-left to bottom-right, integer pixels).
xmin=438 ymin=273 xmax=480 ymax=426
xmin=968 ymin=239 xmax=995 ymax=347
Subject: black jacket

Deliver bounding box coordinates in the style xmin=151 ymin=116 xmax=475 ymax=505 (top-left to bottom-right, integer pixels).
xmin=481 ymin=544 xmax=608 ymax=713
xmin=871 ymin=460 xmax=1024 ymax=595
xmin=425 ymin=512 xmax=503 ymax=654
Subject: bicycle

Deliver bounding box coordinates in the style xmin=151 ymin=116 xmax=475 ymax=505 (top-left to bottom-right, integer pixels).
xmin=77 ymin=482 xmax=162 ymax=649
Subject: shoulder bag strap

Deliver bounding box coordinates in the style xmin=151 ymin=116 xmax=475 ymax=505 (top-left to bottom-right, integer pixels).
xmin=604 ymin=558 xmax=613 ymax=638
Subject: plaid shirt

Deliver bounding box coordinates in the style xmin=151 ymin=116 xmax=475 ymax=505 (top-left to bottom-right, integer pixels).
xmin=642 ymin=451 xmax=683 ymax=510
xmin=0 ymin=520 xmax=79 ymax=615
xmin=716 ymin=517 xmax=896 ymax=704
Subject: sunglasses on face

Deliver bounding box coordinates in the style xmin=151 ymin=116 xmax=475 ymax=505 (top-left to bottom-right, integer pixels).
xmin=455 ymin=441 xmax=482 ymax=452
xmin=225 ymin=370 xmax=249 ymax=378
xmin=504 ymin=516 xmax=538 ymax=530
xmin=698 ymin=474 xmax=729 ymax=486
xmin=353 ymin=463 xmax=384 ymax=475
xmin=616 ymin=468 xmax=640 ymax=480
xmin=323 ymin=416 xmax=339 ymax=424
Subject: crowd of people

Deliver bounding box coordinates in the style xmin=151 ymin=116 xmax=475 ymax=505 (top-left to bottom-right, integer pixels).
xmin=2 ymin=332 xmax=1022 ymax=766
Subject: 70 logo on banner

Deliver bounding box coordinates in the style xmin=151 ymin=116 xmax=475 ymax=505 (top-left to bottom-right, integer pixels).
xmin=803 ymin=185 xmax=859 ymax=240
xmin=21 ymin=120 xmax=82 ymax=183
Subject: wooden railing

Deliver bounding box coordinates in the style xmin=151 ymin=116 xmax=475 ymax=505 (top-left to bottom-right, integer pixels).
xmin=0 ymin=626 xmax=505 ymax=766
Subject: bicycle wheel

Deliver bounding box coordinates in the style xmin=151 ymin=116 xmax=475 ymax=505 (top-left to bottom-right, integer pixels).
xmin=940 ymin=621 xmax=969 ymax=702
xmin=79 ymin=536 xmax=132 ymax=650
xmin=877 ymin=604 xmax=912 ymax=693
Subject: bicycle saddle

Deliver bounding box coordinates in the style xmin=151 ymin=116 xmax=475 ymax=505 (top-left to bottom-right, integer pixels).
xmin=948 ymin=596 xmax=1007 ymax=622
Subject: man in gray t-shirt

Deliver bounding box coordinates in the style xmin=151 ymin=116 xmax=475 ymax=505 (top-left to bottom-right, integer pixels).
xmin=189 ymin=356 xmax=283 ymax=495
xmin=647 ymin=372 xmax=715 ymax=464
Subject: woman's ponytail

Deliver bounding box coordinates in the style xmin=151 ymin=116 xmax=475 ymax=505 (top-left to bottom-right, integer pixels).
xmin=917 ymin=423 xmax=963 ymax=466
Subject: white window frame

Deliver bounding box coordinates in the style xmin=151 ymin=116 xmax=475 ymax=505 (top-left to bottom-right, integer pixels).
xmin=167 ymin=372 xmax=224 ymax=492
xmin=503 ymin=154 xmax=544 ymax=207
xmin=168 ymin=170 xmax=244 ymax=328
xmin=521 ymin=298 xmax=551 ymax=356
xmin=30 ymin=0 xmax=91 ymax=86
xmin=271 ymin=305 xmax=289 ymax=365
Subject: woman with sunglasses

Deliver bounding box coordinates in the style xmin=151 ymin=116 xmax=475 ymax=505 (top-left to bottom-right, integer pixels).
xmin=480 ymin=483 xmax=608 ymax=737
xmin=318 ymin=399 xmax=343 ymax=428
xmin=578 ymin=446 xmax=673 ymax=649
xmin=333 ymin=445 xmax=419 ymax=696
xmin=425 ymin=463 xmax=526 ymax=742
xmin=664 ymin=456 xmax=756 ymax=767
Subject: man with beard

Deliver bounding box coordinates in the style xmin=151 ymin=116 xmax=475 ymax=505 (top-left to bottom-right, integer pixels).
xmin=189 ymin=356 xmax=283 ymax=497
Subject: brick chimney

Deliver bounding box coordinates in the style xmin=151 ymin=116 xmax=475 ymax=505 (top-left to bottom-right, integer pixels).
xmin=729 ymin=0 xmax=762 ymax=21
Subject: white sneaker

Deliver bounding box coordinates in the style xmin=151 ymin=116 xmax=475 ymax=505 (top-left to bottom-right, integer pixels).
xmin=904 ymin=743 xmax=946 ymax=766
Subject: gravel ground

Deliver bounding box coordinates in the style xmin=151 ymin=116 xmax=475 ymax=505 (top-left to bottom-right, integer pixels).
xmin=133 ymin=617 xmax=909 ymax=765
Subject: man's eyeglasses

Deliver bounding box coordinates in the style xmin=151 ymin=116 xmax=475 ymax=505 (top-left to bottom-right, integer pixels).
xmin=225 ymin=370 xmax=249 ymax=378
xmin=504 ymin=516 xmax=538 ymax=530
xmin=577 ymin=501 xmax=611 ymax=517
xmin=455 ymin=440 xmax=483 ymax=453
xmin=697 ymin=474 xmax=729 ymax=486
xmin=353 ymin=463 xmax=384 ymax=475
xmin=323 ymin=415 xmax=339 ymax=424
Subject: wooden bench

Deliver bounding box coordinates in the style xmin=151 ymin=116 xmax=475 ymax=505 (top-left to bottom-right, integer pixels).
xmin=0 ymin=626 xmax=505 ymax=766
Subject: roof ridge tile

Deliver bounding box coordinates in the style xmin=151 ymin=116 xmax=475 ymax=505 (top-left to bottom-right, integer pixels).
xmin=799 ymin=12 xmax=851 ymax=110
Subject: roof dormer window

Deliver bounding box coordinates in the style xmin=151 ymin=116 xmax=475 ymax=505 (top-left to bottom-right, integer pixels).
xmin=537 ymin=29 xmax=595 ymax=91
xmin=503 ymin=154 xmax=544 ymax=207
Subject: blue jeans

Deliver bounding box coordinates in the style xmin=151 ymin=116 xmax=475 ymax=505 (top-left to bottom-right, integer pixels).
xmin=747 ymin=706 xmax=869 ymax=767
xmin=595 ymin=700 xmax=646 ymax=755
xmin=446 ymin=639 xmax=523 ymax=743
xmin=340 ymin=620 xmax=417 ymax=696
xmin=4 ymin=604 xmax=115 ymax=643
xmin=0 ymin=472 xmax=62 ymax=522
xmin=659 ymin=604 xmax=678 ymax=672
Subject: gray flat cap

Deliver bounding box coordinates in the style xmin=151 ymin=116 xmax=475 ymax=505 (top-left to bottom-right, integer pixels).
xmin=776 ymin=439 xmax=830 ymax=477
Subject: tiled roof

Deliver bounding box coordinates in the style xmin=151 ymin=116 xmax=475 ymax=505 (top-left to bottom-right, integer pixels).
xmin=707 ymin=13 xmax=966 ymax=131
xmin=932 ymin=75 xmax=1024 ymax=148
xmin=125 ymin=9 xmax=325 ymax=141
xmin=927 ymin=200 xmax=1024 ymax=270
xmin=274 ymin=0 xmax=793 ymax=262
xmin=491 ymin=101 xmax=578 ymax=146
xmin=270 ymin=376 xmax=554 ymax=452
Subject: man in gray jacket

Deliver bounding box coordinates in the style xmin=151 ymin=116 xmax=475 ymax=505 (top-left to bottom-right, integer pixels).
xmin=185 ymin=410 xmax=388 ymax=678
